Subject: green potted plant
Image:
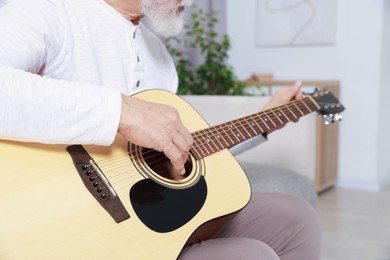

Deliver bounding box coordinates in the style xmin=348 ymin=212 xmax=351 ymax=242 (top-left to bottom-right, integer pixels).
xmin=165 ymin=4 xmax=249 ymax=95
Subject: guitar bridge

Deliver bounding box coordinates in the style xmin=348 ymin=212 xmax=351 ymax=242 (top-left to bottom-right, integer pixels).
xmin=89 ymin=159 xmax=117 ymax=197
xmin=67 ymin=145 xmax=130 ymax=223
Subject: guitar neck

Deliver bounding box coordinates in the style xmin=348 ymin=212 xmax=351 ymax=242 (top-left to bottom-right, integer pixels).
xmin=190 ymin=96 xmax=320 ymax=160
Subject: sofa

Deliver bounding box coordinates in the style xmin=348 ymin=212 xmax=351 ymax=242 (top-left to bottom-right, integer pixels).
xmin=240 ymin=161 xmax=317 ymax=208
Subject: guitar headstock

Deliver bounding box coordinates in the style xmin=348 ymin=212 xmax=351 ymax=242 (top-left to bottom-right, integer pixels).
xmin=306 ymin=89 xmax=345 ymax=125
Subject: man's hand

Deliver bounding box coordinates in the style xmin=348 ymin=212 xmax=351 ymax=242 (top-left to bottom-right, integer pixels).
xmin=261 ymin=81 xmax=303 ymax=133
xmin=262 ymin=81 xmax=304 ymax=111
xmin=118 ymin=94 xmax=193 ymax=178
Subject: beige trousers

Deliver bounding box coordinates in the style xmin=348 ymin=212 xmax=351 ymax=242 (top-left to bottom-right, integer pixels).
xmin=179 ymin=192 xmax=322 ymax=260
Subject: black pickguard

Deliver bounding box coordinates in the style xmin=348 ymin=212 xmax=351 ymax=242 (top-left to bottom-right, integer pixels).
xmin=130 ymin=177 xmax=207 ymax=233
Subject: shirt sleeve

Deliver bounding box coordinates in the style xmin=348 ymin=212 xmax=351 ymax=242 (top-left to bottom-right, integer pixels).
xmin=0 ymin=0 xmax=122 ymax=145
xmin=0 ymin=65 xmax=122 ymax=145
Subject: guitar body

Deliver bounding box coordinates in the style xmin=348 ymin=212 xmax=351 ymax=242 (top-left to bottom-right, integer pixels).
xmin=0 ymin=90 xmax=251 ymax=259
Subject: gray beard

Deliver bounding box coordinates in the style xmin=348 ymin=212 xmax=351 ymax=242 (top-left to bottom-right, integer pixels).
xmin=141 ymin=0 xmax=193 ymax=38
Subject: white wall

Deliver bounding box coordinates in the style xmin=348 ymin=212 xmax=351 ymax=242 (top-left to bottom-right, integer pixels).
xmin=378 ymin=1 xmax=390 ymax=187
xmin=226 ymin=0 xmax=390 ymax=190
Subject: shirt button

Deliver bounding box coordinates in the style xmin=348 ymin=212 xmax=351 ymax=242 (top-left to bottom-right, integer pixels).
xmin=137 ymin=56 xmax=140 ymax=62
xmin=136 ymin=80 xmax=140 ymax=87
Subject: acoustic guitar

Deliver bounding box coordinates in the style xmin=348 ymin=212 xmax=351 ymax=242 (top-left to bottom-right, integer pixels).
xmin=0 ymin=89 xmax=344 ymax=259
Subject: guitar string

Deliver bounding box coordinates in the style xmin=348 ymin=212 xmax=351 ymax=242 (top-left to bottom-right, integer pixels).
xmin=92 ymin=98 xmax=314 ymax=170
xmin=191 ymin=99 xmax=316 ymax=151
xmin=92 ymin=147 xmax=178 ymax=172
xmin=70 ymin=93 xmax=330 ymax=195
xmin=101 ymin=165 xmax=177 ymax=194
xmin=109 ymin=154 xmax=175 ymax=179
xmin=88 ymin=147 xmax=180 ymax=179
xmin=87 ymin=99 xmax=316 ymax=179
xmin=87 ymin=99 xmax=315 ymax=181
xmin=91 ymin=153 xmax=168 ymax=180
xmin=103 ymin=165 xmax=189 ymax=194
xmin=187 ymin=94 xmax=321 ymax=156
xmin=85 ymin=97 xmax=326 ymax=195
xmin=93 ymin=100 xmax=310 ymax=190
xmin=88 ymin=122 xmax=308 ymax=193
xmin=84 ymin=96 xmax=318 ymax=188
xmin=87 ymin=152 xmax=181 ymax=193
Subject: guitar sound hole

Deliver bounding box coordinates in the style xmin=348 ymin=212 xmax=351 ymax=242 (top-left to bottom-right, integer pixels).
xmin=142 ymin=148 xmax=193 ymax=180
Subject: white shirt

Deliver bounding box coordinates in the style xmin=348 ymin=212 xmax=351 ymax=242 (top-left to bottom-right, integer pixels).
xmin=0 ymin=0 xmax=264 ymax=153
xmin=0 ymin=0 xmax=178 ymax=145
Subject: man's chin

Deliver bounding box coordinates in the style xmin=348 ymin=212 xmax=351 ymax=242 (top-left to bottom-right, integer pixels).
xmin=146 ymin=18 xmax=184 ymax=38
xmin=155 ymin=26 xmax=184 ymax=38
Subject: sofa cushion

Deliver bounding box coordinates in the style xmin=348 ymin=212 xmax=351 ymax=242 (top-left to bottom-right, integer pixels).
xmin=239 ymin=161 xmax=318 ymax=209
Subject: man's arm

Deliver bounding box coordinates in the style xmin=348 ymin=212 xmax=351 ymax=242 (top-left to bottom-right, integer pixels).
xmin=0 ymin=1 xmax=122 ymax=145
xmin=0 ymin=65 xmax=122 ymax=145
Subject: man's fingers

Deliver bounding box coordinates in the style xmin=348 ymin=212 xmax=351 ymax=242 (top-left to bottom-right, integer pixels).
xmin=261 ymin=81 xmax=304 ymax=111
xmin=291 ymin=81 xmax=303 ymax=99
xmin=118 ymin=96 xmax=193 ymax=178
xmin=292 ymin=80 xmax=302 ymax=89
xmin=162 ymin=140 xmax=186 ymax=176
xmin=154 ymin=119 xmax=192 ymax=177
xmin=176 ymin=124 xmax=194 ymax=150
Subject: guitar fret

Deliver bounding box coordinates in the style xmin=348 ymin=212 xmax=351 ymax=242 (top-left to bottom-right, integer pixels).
xmin=261 ymin=114 xmax=276 ymax=128
xmin=249 ymin=115 xmax=265 ymax=132
xmin=190 ymin=136 xmax=200 ymax=157
xmin=243 ymin=117 xmax=258 ymax=136
xmin=257 ymin=114 xmax=271 ymax=130
xmin=266 ymin=114 xmax=277 ymax=128
xmin=212 ymin=133 xmax=225 ymax=150
xmin=219 ymin=124 xmax=236 ymax=146
xmin=203 ymin=129 xmax=217 ymax=153
xmin=189 ymin=91 xmax=342 ymax=160
xmin=193 ymin=133 xmax=207 ymax=157
xmin=209 ymin=129 xmax=223 ymax=151
xmin=227 ymin=123 xmax=241 ymax=143
xmin=277 ymin=107 xmax=291 ymax=123
xmin=299 ymin=99 xmax=312 ymax=114
xmin=191 ymin=98 xmax=326 ymax=160
xmin=292 ymin=102 xmax=305 ymax=116
xmin=285 ymin=105 xmax=299 ymax=120
xmin=306 ymin=97 xmax=320 ymax=112
xmin=191 ymin=146 xmax=202 ymax=159
xmin=270 ymin=109 xmax=284 ymax=125
xmin=236 ymin=119 xmax=253 ymax=139
xmin=214 ymin=125 xmax=231 ymax=147
xmin=205 ymin=127 xmax=224 ymax=151
xmin=278 ymin=107 xmax=291 ymax=124
xmin=296 ymin=100 xmax=310 ymax=115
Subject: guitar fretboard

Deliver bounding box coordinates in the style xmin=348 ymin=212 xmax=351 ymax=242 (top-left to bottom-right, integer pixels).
xmin=190 ymin=96 xmax=320 ymax=160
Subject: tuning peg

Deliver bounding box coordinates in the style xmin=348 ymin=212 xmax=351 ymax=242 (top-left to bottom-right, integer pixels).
xmin=333 ymin=113 xmax=343 ymax=122
xmin=323 ymin=113 xmax=343 ymax=125
xmin=303 ymin=87 xmax=321 ymax=96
